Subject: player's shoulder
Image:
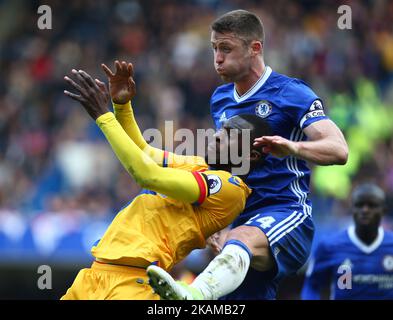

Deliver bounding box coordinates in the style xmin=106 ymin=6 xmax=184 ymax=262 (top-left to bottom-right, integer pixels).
xmin=382 ymin=229 xmax=393 ymax=244
xmin=202 ymin=170 xmax=251 ymax=195
xmin=211 ymin=83 xmax=233 ymax=99
xmin=270 ymin=70 xmax=319 ymax=104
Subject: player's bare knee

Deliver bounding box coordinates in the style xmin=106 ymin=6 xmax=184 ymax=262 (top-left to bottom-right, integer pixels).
xmin=225 ymin=226 xmax=269 ymax=256
xmin=225 ymin=225 xmax=274 ymax=272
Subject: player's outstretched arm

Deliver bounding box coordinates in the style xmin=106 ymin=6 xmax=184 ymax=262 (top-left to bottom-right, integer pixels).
xmin=101 ymin=60 xmax=165 ymax=165
xmin=254 ymin=119 xmax=348 ymax=165
xmin=101 ymin=60 xmax=204 ymax=169
xmin=64 ymin=69 xmax=201 ymax=203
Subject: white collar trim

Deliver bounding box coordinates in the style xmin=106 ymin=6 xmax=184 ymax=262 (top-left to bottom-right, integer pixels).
xmin=233 ymin=66 xmax=272 ymax=103
xmin=347 ymin=225 xmax=384 ymax=254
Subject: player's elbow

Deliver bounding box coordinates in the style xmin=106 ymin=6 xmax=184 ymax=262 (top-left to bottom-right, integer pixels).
xmin=127 ymin=167 xmax=157 ymax=189
xmin=335 ymin=144 xmax=348 ymax=165
xmin=135 ymin=174 xmax=157 ymax=190
xmin=139 ymin=177 xmax=159 ymax=190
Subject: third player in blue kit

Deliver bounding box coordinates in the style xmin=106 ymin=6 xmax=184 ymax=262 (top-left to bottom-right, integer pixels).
xmin=302 ymin=183 xmax=393 ymax=300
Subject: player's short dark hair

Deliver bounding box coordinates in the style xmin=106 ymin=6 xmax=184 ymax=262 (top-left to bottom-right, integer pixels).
xmin=211 ymin=9 xmax=265 ymax=45
xmin=351 ymin=183 xmax=386 ymax=204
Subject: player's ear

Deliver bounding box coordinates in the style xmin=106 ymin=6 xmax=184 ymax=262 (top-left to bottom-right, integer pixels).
xmin=250 ymin=41 xmax=263 ymax=56
xmin=250 ymin=149 xmax=262 ymax=162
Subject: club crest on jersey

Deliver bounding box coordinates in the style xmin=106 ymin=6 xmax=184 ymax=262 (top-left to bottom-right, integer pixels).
xmin=255 ymin=100 xmax=272 ymax=118
xmin=207 ymin=175 xmax=222 ymax=195
xmin=383 ymin=255 xmax=393 ymax=271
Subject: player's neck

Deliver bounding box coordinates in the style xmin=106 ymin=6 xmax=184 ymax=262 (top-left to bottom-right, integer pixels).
xmin=355 ymin=225 xmax=379 ymax=245
xmin=235 ymin=60 xmax=265 ymax=96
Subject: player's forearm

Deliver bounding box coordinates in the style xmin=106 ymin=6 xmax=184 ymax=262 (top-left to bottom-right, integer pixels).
xmin=96 ymin=112 xmax=200 ymax=203
xmin=295 ymin=136 xmax=348 ymax=165
xmin=113 ymin=101 xmax=164 ymax=165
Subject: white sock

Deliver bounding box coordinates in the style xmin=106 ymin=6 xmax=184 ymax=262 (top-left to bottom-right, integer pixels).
xmin=190 ymin=243 xmax=251 ymax=300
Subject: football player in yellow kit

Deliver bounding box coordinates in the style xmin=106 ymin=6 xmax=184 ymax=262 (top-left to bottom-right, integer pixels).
xmin=61 ymin=61 xmax=271 ymax=299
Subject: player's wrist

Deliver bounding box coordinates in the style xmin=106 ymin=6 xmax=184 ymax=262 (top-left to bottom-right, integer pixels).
xmin=292 ymin=141 xmax=302 ymax=157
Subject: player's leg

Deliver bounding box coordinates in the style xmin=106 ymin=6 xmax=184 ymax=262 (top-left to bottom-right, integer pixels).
xmin=188 ymin=225 xmax=274 ymax=299
xmin=225 ymin=210 xmax=315 ymax=299
xmin=147 ymin=225 xmax=273 ymax=300
xmin=148 ymin=210 xmax=314 ymax=300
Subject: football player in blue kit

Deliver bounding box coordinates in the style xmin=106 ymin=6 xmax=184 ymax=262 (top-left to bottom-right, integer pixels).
xmin=147 ymin=9 xmax=348 ymax=300
xmin=301 ymin=183 xmax=393 ymax=300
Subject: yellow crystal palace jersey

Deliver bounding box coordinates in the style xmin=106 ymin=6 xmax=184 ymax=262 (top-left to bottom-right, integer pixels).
xmin=91 ymin=153 xmax=251 ymax=271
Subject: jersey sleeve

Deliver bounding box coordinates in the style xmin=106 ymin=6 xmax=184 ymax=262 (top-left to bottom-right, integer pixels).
xmin=163 ymin=151 xmax=208 ymax=171
xmin=195 ymin=171 xmax=251 ymax=238
xmin=301 ymin=240 xmax=333 ymax=300
xmin=280 ymin=79 xmax=329 ymax=130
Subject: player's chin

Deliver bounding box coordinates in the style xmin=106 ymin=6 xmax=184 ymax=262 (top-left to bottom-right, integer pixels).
xmin=216 ymin=71 xmax=233 ymax=83
xmin=355 ymin=216 xmax=374 ymax=226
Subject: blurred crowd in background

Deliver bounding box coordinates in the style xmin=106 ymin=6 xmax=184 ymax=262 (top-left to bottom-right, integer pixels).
xmin=0 ymin=0 xmax=393 ymax=285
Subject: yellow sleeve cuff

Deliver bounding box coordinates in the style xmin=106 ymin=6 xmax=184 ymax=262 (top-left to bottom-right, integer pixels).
xmin=96 ymin=112 xmax=116 ymax=126
xmin=112 ymin=101 xmax=133 ymax=111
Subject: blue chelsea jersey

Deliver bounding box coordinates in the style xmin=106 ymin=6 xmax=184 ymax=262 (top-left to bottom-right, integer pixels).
xmin=210 ymin=66 xmax=328 ymax=220
xmin=302 ymin=226 xmax=393 ymax=300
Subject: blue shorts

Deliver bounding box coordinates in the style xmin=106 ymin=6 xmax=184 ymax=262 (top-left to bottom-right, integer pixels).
xmin=222 ymin=208 xmax=315 ymax=300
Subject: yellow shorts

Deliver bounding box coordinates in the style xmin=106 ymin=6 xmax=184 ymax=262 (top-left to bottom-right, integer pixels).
xmin=61 ymin=261 xmax=160 ymax=300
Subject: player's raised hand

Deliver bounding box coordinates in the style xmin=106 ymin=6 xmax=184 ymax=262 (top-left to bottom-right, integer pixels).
xmin=101 ymin=60 xmax=136 ymax=104
xmin=254 ymin=135 xmax=299 ymax=158
xmin=64 ymin=69 xmax=110 ymax=120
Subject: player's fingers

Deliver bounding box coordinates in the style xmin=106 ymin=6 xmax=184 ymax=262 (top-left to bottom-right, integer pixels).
xmin=71 ymin=69 xmax=89 ymax=89
xmin=128 ymin=77 xmax=136 ymax=91
xmin=95 ymin=79 xmax=108 ymax=93
xmin=78 ymin=70 xmax=97 ymax=88
xmin=64 ymin=90 xmax=84 ymax=102
xmin=115 ymin=60 xmax=121 ymax=74
xmin=259 ymin=136 xmax=274 ymax=141
xmin=121 ymin=61 xmax=128 ymax=74
xmin=101 ymin=63 xmax=115 ymax=78
xmin=64 ymin=76 xmax=83 ymax=93
xmin=128 ymin=63 xmax=134 ymax=77
xmin=253 ymin=139 xmax=266 ymax=146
